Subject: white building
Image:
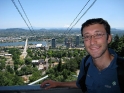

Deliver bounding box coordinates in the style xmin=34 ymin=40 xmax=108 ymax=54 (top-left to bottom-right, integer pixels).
xmin=35 ymin=44 xmax=42 ymax=48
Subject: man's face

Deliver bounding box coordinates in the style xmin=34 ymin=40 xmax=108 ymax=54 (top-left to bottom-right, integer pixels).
xmin=82 ymin=24 xmax=112 ymax=59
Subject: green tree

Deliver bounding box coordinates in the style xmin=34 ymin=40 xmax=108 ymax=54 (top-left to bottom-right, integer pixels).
xmin=0 ymin=59 xmax=5 ymax=70
xmin=0 ymin=71 xmax=24 ymax=86
xmin=68 ymin=51 xmax=73 ymax=57
xmin=14 ymin=64 xmax=18 ymax=71
xmin=27 ymin=49 xmax=33 ymax=57
xmin=16 ymin=70 xmax=23 ymax=76
xmin=12 ymin=75 xmax=24 ymax=85
xmin=75 ymin=55 xmax=82 ymax=68
xmin=110 ymin=35 xmax=120 ymax=52
xmin=65 ymin=58 xmax=78 ymax=72
xmin=57 ymin=58 xmax=62 ymax=72
xmin=47 ymin=50 xmax=52 ymax=57
xmin=29 ymin=71 xmax=42 ymax=83
xmin=109 ymin=35 xmax=124 ymax=57
xmin=73 ymin=50 xmax=79 ymax=57
xmin=6 ymin=65 xmax=14 ymax=74
xmin=25 ymin=57 xmax=32 ymax=65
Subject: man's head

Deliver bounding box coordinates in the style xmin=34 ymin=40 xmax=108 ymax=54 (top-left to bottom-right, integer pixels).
xmin=81 ymin=18 xmax=111 ymax=37
xmin=81 ymin=18 xmax=112 ymax=59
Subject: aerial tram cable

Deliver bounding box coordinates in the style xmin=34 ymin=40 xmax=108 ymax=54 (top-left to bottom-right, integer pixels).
xmin=18 ymin=0 xmax=35 ymax=33
xmin=11 ymin=0 xmax=34 ymax=35
xmin=64 ymin=0 xmax=91 ymax=34
xmin=65 ymin=0 xmax=97 ymax=36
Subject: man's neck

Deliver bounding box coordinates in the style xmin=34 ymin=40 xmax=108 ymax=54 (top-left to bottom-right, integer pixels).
xmin=92 ymin=52 xmax=114 ymax=71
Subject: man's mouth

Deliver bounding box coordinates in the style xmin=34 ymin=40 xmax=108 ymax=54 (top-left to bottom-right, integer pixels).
xmin=89 ymin=46 xmax=100 ymax=52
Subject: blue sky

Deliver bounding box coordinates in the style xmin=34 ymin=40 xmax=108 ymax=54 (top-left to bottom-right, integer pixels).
xmin=0 ymin=0 xmax=124 ymax=29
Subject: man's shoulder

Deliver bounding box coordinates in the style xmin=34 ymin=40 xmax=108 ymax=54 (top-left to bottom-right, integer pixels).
xmin=116 ymin=56 xmax=124 ymax=93
xmin=117 ymin=56 xmax=124 ymax=75
xmin=82 ymin=55 xmax=91 ymax=65
xmin=84 ymin=55 xmax=90 ymax=62
xmin=117 ymin=56 xmax=124 ymax=65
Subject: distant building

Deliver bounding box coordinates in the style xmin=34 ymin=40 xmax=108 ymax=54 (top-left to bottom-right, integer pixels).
xmin=75 ymin=35 xmax=80 ymax=47
xmin=35 ymin=44 xmax=42 ymax=48
xmin=4 ymin=54 xmax=12 ymax=59
xmin=66 ymin=42 xmax=71 ymax=48
xmin=70 ymin=38 xmax=73 ymax=47
xmin=51 ymin=38 xmax=56 ymax=48
xmin=32 ymin=60 xmax=39 ymax=65
xmin=4 ymin=54 xmax=12 ymax=56
xmin=35 ymin=43 xmax=49 ymax=50
xmin=38 ymin=59 xmax=46 ymax=64
xmin=65 ymin=38 xmax=68 ymax=45
xmin=65 ymin=38 xmax=73 ymax=48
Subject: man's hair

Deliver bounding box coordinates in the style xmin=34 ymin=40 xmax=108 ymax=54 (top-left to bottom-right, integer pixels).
xmin=81 ymin=18 xmax=111 ymax=36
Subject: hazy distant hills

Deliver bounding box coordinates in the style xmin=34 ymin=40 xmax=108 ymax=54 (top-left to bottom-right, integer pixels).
xmin=0 ymin=28 xmax=28 ymax=32
xmin=0 ymin=28 xmax=124 ymax=37
xmin=0 ymin=28 xmax=123 ymax=31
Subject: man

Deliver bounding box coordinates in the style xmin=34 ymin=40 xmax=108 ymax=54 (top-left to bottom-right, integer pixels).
xmin=41 ymin=18 xmax=123 ymax=93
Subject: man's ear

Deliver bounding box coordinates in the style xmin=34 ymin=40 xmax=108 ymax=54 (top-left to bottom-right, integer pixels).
xmin=108 ymin=34 xmax=112 ymax=44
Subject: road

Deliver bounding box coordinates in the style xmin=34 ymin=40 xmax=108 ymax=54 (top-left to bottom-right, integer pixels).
xmin=21 ymin=38 xmax=28 ymax=59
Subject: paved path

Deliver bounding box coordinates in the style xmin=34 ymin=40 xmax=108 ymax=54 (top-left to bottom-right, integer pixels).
xmin=21 ymin=38 xmax=28 ymax=58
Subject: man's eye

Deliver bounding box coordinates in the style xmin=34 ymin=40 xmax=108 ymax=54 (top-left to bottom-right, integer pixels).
xmin=84 ymin=36 xmax=90 ymax=38
xmin=96 ymin=33 xmax=102 ymax=36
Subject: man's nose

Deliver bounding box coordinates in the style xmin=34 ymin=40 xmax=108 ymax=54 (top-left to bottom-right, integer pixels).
xmin=90 ymin=35 xmax=96 ymax=44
